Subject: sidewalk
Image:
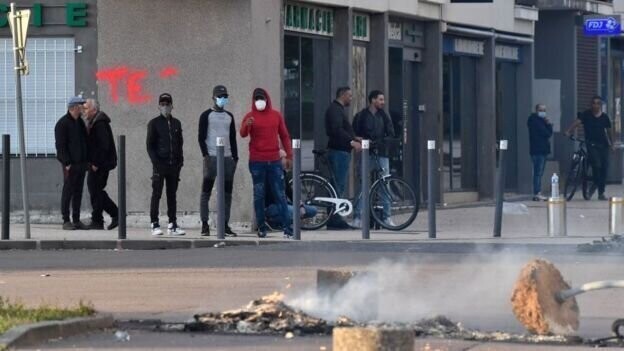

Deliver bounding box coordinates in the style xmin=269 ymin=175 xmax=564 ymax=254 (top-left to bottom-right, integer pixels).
xmin=0 ymin=189 xmax=620 ymax=248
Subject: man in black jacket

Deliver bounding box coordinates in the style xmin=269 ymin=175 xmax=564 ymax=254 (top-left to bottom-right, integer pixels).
xmin=55 ymin=96 xmax=89 ymax=230
xmin=84 ymin=99 xmax=119 ymax=230
xmin=527 ymin=104 xmax=553 ymax=201
xmin=197 ymin=85 xmax=238 ymax=236
xmin=146 ymin=93 xmax=185 ymax=236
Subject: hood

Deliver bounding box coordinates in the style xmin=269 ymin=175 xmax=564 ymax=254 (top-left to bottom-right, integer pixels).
xmin=91 ymin=111 xmax=111 ymax=125
xmin=251 ymin=88 xmax=273 ymax=113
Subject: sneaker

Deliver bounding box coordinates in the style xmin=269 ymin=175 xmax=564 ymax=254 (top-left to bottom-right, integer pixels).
xmin=225 ymin=225 xmax=237 ymax=237
xmin=201 ymin=222 xmax=210 ymax=236
xmin=384 ymin=218 xmax=397 ymax=228
xmin=86 ymin=220 xmax=104 ymax=230
xmin=62 ymin=221 xmax=75 ymax=230
xmin=598 ymin=193 xmax=608 ymax=201
xmin=257 ymin=229 xmax=267 ymax=238
xmin=167 ymin=223 xmax=186 ymax=236
xmin=350 ymin=218 xmax=361 ymax=229
xmin=107 ymin=217 xmax=119 ymax=230
xmin=73 ymin=221 xmax=90 ymax=230
xmin=283 ymin=233 xmax=294 ymax=239
xmin=151 ymin=223 xmax=163 ymax=236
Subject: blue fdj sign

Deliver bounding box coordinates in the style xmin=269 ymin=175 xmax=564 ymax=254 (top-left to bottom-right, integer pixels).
xmin=584 ymin=15 xmax=621 ymax=36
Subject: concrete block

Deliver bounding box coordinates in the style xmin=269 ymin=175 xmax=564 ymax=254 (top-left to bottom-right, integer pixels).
xmin=0 ymin=241 xmax=37 ymax=250
xmin=39 ymin=241 xmax=117 ymax=250
xmin=119 ymin=240 xmax=192 ymax=250
xmin=333 ymin=327 xmax=414 ymax=351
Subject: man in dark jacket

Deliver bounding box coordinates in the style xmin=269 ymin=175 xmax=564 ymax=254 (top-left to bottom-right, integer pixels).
xmin=55 ymin=96 xmax=89 ymax=230
xmin=197 ymin=85 xmax=238 ymax=237
xmin=147 ymin=93 xmax=185 ymax=236
xmin=527 ymin=103 xmax=553 ymax=201
xmin=84 ymin=99 xmax=118 ymax=230
xmin=351 ymin=90 xmax=395 ymax=228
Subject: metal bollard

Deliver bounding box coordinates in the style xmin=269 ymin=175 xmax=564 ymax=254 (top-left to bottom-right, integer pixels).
xmin=493 ymin=140 xmax=507 ymax=238
xmin=2 ymin=135 xmax=9 ymax=240
xmin=547 ymin=197 xmax=567 ymax=237
xmin=609 ymin=197 xmax=624 ymax=236
xmin=292 ymin=139 xmax=301 ymax=240
xmin=216 ymin=137 xmax=225 ymax=240
xmin=117 ymin=135 xmax=126 ymax=240
xmin=427 ymin=140 xmax=436 ymax=239
xmin=361 ymin=140 xmax=370 ymax=240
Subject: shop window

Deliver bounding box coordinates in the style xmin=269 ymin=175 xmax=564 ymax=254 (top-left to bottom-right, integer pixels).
xmin=353 ymin=13 xmax=370 ymax=42
xmin=0 ymin=37 xmax=75 ymax=156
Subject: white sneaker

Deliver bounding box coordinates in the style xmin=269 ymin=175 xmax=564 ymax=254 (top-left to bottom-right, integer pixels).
xmin=151 ymin=223 xmax=163 ymax=236
xmin=384 ymin=218 xmax=397 ymax=227
xmin=350 ymin=218 xmax=361 ymax=229
xmin=167 ymin=223 xmax=186 ymax=236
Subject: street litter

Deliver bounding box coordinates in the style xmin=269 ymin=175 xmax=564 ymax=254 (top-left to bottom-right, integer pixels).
xmin=114 ymin=330 xmax=130 ymax=342
xmin=503 ymin=202 xmax=529 ymax=215
xmin=285 ymin=331 xmax=295 ymax=339
xmin=213 ymin=242 xmax=226 ymax=248
xmin=40 ymin=273 xmax=50 ymax=277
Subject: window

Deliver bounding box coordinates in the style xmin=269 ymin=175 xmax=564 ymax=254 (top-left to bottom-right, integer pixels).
xmin=353 ymin=13 xmax=370 ymax=42
xmin=0 ymin=37 xmax=75 ymax=156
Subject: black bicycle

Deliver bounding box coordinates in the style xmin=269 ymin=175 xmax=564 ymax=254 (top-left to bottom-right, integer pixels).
xmin=289 ymin=148 xmax=419 ymax=231
xmin=564 ymin=136 xmax=595 ymax=201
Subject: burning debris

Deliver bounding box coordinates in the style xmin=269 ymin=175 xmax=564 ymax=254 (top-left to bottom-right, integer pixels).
xmin=510 ymin=259 xmax=579 ymax=335
xmin=185 ymin=291 xmax=583 ymax=345
xmin=578 ymin=234 xmax=624 ymax=253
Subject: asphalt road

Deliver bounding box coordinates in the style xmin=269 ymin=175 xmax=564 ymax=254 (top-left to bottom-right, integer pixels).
xmin=1 ymin=242 xmax=623 ymax=349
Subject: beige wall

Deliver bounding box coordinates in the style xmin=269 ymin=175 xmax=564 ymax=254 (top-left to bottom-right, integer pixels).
xmin=97 ymin=0 xmax=283 ymax=225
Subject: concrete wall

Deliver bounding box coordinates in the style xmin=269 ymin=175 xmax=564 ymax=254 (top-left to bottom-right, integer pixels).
xmin=443 ymin=0 xmax=535 ymax=36
xmin=0 ymin=0 xmax=97 ymax=211
xmin=97 ymin=0 xmax=282 ymax=225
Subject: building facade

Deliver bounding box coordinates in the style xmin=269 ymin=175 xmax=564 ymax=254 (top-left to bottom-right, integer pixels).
xmin=0 ymin=0 xmax=542 ymax=227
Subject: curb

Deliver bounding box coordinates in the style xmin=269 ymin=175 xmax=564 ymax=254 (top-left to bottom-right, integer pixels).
xmin=0 ymin=239 xmax=289 ymax=251
xmin=0 ymin=314 xmax=114 ymax=350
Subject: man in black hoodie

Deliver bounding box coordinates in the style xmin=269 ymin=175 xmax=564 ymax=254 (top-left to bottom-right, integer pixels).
xmin=527 ymin=104 xmax=553 ymax=201
xmin=84 ymin=99 xmax=119 ymax=230
xmin=55 ymin=96 xmax=89 ymax=230
xmin=146 ymin=93 xmax=185 ymax=236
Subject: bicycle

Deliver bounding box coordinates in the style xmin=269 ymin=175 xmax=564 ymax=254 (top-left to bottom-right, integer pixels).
xmin=289 ymin=148 xmax=419 ymax=231
xmin=563 ymin=136 xmax=595 ymax=201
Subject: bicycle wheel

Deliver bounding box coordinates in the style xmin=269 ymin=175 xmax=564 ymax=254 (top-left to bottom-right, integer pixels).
xmin=581 ymin=158 xmax=595 ymax=200
xmin=369 ymin=176 xmax=419 ymax=231
xmin=288 ymin=173 xmax=337 ymax=230
xmin=564 ymin=158 xmax=582 ymax=201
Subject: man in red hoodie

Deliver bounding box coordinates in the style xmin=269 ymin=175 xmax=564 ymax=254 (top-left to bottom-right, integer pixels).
xmin=240 ymin=88 xmax=293 ymax=238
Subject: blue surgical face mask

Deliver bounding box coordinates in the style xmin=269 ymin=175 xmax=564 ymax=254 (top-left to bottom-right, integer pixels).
xmin=216 ymin=97 xmax=229 ymax=108
xmin=538 ymin=111 xmax=546 ymax=118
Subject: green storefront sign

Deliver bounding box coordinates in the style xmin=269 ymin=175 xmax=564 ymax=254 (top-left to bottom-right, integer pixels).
xmin=0 ymin=2 xmax=88 ymax=28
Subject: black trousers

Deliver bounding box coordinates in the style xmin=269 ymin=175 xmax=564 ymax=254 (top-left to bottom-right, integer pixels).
xmin=587 ymin=144 xmax=609 ymax=194
xmin=61 ymin=164 xmax=87 ymax=223
xmin=87 ymin=169 xmax=118 ymax=223
xmin=150 ymin=164 xmax=181 ymax=224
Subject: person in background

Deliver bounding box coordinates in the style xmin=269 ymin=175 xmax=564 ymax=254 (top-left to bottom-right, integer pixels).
xmin=527 ymin=103 xmax=552 ymax=201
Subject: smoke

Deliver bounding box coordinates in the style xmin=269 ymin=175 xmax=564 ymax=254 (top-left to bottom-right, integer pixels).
xmin=285 ymin=254 xmax=529 ymax=325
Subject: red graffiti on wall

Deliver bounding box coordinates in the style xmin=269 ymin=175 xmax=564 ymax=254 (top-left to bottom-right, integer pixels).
xmin=96 ymin=66 xmax=180 ymax=105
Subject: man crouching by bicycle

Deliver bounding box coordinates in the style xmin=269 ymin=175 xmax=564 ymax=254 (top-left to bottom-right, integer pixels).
xmin=565 ymin=96 xmax=613 ymax=201
xmin=351 ymin=90 xmax=395 ymax=228
xmin=265 ymin=151 xmax=317 ymax=231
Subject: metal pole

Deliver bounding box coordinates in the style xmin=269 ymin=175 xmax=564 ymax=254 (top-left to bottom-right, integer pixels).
xmin=493 ymin=140 xmax=507 ymax=238
xmin=609 ymin=197 xmax=624 ymax=236
xmin=292 ymin=139 xmax=301 ymax=241
xmin=547 ymin=197 xmax=567 ymax=237
xmin=10 ymin=4 xmax=30 ymax=239
xmin=427 ymin=140 xmax=436 ymax=239
xmin=2 ymin=135 xmax=10 ymax=240
xmin=361 ymin=140 xmax=370 ymax=240
xmin=216 ymin=137 xmax=225 ymax=240
xmin=117 ymin=135 xmax=126 ymax=240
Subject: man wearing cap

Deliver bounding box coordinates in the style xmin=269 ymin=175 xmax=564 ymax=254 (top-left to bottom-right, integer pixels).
xmin=197 ymin=85 xmax=238 ymax=236
xmin=240 ymin=88 xmax=293 ymax=239
xmin=55 ymin=96 xmax=89 ymax=230
xmin=146 ymin=93 xmax=185 ymax=236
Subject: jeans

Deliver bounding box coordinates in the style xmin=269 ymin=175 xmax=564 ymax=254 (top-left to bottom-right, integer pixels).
xmin=327 ymin=149 xmax=351 ymax=198
xmin=199 ymin=156 xmax=237 ymax=224
xmin=61 ymin=163 xmax=87 ymax=223
xmin=265 ymin=204 xmax=317 ymax=229
xmin=87 ymin=169 xmax=118 ymax=223
xmin=249 ymin=161 xmax=291 ymax=235
xmin=531 ymin=154 xmax=547 ymax=195
xmin=354 ymin=155 xmax=390 ymax=220
xmin=150 ymin=164 xmax=181 ymax=224
xmin=587 ymin=144 xmax=609 ymax=195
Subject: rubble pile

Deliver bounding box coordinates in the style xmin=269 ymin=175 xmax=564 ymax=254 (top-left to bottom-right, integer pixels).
xmin=185 ymin=292 xmax=582 ymax=345
xmin=578 ymin=235 xmax=624 ymax=253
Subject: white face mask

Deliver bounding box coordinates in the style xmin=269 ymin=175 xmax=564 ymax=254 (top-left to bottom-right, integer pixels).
xmin=255 ymin=99 xmax=267 ymax=111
